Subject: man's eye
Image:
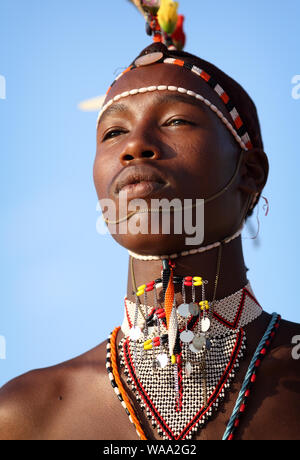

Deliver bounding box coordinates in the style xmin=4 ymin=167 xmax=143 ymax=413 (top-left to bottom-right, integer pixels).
xmin=102 ymin=129 xmax=126 ymax=141
xmin=166 ymin=119 xmax=192 ymax=126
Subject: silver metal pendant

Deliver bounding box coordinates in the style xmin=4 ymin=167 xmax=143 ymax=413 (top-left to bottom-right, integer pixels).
xmin=185 ymin=361 xmax=192 ymax=377
xmin=180 ymin=330 xmax=194 ymax=343
xmin=189 ymin=343 xmax=200 ymax=354
xmin=178 ymin=303 xmax=190 ymax=318
xmin=189 ymin=302 xmax=199 ymax=316
xmin=192 ymin=334 xmax=206 ymax=350
xmin=201 ymin=317 xmax=211 ymax=332
xmin=129 ymin=326 xmax=142 ymax=341
xmin=156 ymin=353 xmax=169 ymax=369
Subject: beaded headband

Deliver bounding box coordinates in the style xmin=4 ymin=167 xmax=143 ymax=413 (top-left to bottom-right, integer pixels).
xmin=97 ymin=52 xmax=253 ymax=151
xmin=97 ymin=84 xmax=249 ymax=151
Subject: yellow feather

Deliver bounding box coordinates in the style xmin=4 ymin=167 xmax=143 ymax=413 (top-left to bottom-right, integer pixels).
xmin=157 ymin=0 xmax=178 ymax=35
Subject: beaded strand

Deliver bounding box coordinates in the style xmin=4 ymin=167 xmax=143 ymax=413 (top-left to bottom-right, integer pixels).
xmin=127 ymin=226 xmax=242 ymax=261
xmin=106 ymin=327 xmax=147 ymax=440
xmin=222 ymin=312 xmax=281 ymax=440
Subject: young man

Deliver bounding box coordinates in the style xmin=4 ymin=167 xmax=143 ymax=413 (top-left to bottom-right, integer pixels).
xmin=0 ymin=38 xmax=299 ymax=440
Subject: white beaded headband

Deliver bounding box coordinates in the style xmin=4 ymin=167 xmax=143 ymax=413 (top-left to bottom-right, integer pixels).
xmin=97 ymin=85 xmax=249 ymax=151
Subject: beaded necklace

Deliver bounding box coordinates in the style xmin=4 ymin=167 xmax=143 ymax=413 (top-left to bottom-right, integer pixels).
xmin=106 ymin=312 xmax=280 ymax=440
xmin=117 ymin=278 xmax=259 ymax=440
xmin=127 ymin=226 xmax=243 ymax=261
xmin=104 ymin=248 xmax=280 ymax=440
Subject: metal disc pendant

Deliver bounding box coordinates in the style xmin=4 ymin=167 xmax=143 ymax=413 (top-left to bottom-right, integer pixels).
xmin=129 ymin=326 xmax=142 ymax=341
xmin=192 ymin=334 xmax=206 ymax=350
xmin=178 ymin=303 xmax=190 ymax=318
xmin=201 ymin=317 xmax=211 ymax=332
xmin=156 ymin=353 xmax=168 ymax=369
xmin=180 ymin=330 xmax=194 ymax=343
xmin=189 ymin=302 xmax=199 ymax=316
xmin=185 ymin=361 xmax=192 ymax=377
xmin=135 ymin=51 xmax=163 ymax=67
xmin=189 ymin=343 xmax=200 ymax=353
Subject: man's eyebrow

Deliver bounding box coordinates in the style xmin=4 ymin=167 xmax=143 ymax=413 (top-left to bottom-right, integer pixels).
xmin=98 ymin=102 xmax=129 ymax=126
xmin=98 ymin=91 xmax=207 ymax=126
xmin=153 ymin=92 xmax=206 ymax=112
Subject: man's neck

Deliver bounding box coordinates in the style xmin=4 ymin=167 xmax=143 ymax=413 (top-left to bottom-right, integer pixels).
xmin=126 ymin=237 xmax=248 ymax=304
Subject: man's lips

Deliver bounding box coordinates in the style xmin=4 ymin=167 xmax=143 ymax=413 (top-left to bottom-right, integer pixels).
xmin=119 ymin=180 xmax=166 ymax=199
xmin=112 ymin=165 xmax=168 ymax=199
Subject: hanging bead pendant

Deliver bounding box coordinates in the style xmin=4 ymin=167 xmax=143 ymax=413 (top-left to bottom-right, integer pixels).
xmin=201 ymin=317 xmax=211 ymax=332
xmin=180 ymin=330 xmax=194 ymax=343
xmin=189 ymin=302 xmax=199 ymax=316
xmin=129 ymin=326 xmax=142 ymax=341
xmin=178 ymin=303 xmax=190 ymax=317
xmin=156 ymin=353 xmax=169 ymax=369
xmin=192 ymin=334 xmax=206 ymax=350
xmin=185 ymin=361 xmax=192 ymax=377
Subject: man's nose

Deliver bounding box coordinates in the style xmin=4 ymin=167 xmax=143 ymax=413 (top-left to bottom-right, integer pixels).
xmin=119 ymin=129 xmax=161 ymax=164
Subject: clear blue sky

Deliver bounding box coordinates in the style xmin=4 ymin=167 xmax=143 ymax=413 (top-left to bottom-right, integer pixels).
xmin=0 ymin=0 xmax=299 ymax=386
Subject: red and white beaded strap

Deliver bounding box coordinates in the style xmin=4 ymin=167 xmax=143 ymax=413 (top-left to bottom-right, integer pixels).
xmin=163 ymin=57 xmax=252 ymax=150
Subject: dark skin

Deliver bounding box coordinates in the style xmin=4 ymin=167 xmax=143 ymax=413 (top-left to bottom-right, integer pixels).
xmin=0 ymin=64 xmax=299 ymax=440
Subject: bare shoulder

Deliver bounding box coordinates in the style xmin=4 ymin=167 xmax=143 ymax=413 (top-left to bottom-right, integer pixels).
xmin=0 ymin=340 xmax=110 ymax=440
xmin=261 ymin=316 xmax=300 ymax=390
xmin=245 ymin=316 xmax=300 ymax=440
xmin=268 ymin=316 xmax=300 ymax=366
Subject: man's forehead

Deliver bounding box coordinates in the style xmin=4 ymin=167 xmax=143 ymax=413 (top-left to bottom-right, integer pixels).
xmin=105 ymin=63 xmax=212 ymax=101
xmin=98 ymin=91 xmax=208 ymax=125
xmin=96 ymin=60 xmax=252 ymax=151
xmin=101 ymin=63 xmax=229 ymax=120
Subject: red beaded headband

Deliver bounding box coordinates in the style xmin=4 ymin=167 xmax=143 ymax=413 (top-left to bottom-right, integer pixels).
xmin=99 ymin=51 xmax=253 ymax=151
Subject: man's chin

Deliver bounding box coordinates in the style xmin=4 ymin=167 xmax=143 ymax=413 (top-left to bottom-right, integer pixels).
xmin=110 ymin=232 xmax=195 ymax=257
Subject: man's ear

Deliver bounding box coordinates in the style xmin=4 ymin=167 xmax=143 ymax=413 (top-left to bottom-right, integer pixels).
xmin=238 ymin=148 xmax=269 ymax=196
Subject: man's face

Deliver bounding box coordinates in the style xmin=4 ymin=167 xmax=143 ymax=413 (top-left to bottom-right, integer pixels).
xmin=93 ymin=63 xmax=243 ymax=255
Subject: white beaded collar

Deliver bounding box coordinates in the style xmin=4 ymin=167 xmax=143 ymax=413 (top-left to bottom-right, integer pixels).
xmin=122 ymin=282 xmax=262 ymax=338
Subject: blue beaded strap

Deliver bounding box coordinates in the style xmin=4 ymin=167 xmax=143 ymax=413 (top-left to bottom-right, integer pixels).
xmin=222 ymin=312 xmax=280 ymax=440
